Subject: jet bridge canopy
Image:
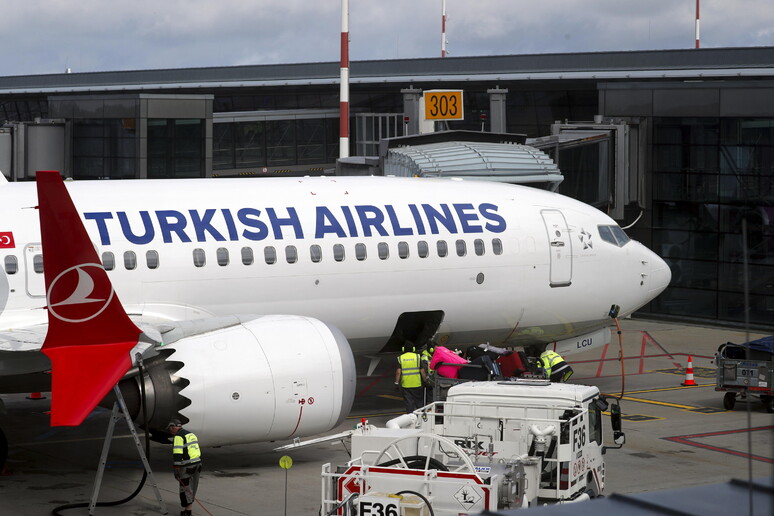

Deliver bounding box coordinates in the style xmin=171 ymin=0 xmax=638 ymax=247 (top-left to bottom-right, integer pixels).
xmin=382 ymin=137 xmax=563 ymax=190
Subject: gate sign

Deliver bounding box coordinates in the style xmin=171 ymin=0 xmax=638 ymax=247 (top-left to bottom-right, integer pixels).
xmin=424 ymin=90 xmax=464 ymax=120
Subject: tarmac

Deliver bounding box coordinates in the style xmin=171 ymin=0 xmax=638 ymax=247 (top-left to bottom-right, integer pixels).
xmin=1 ymin=318 xmax=772 ymax=516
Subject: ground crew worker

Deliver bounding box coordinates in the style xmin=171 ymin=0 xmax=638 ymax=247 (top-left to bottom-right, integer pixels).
xmin=168 ymin=419 xmax=202 ymax=516
xmin=395 ymin=343 xmax=427 ymax=413
xmin=538 ymin=350 xmax=574 ymax=382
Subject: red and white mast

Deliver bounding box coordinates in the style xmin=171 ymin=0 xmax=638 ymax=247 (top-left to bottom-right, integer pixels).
xmin=340 ymin=0 xmax=350 ymax=158
xmin=441 ymin=0 xmax=448 ymax=57
xmin=695 ymin=0 xmax=700 ymax=49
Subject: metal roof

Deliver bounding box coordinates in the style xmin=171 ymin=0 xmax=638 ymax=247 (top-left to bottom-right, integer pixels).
xmin=384 ymin=141 xmax=562 ymax=187
xmin=1 ymin=47 xmax=773 ymax=94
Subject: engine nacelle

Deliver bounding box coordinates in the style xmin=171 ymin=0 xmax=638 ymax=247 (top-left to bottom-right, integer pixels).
xmin=120 ymin=315 xmax=356 ymax=446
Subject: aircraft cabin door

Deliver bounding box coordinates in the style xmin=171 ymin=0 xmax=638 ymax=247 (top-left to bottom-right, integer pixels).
xmin=541 ymin=210 xmax=572 ymax=287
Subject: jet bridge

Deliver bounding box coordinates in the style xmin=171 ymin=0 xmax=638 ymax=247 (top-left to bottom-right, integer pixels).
xmin=376 ymin=131 xmax=564 ymax=191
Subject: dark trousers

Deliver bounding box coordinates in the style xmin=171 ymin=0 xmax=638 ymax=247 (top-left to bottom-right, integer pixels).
xmin=401 ymin=386 xmax=425 ymax=413
xmin=175 ymin=463 xmax=202 ymax=507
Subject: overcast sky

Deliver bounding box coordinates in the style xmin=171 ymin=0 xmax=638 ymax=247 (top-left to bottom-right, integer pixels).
xmin=2 ymin=1 xmax=773 ymax=77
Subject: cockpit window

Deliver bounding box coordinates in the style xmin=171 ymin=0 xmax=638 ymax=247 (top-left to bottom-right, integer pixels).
xmin=597 ymin=225 xmax=631 ymax=247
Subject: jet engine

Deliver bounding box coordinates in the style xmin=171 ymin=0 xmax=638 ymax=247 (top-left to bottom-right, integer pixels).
xmin=115 ymin=315 xmax=356 ymax=446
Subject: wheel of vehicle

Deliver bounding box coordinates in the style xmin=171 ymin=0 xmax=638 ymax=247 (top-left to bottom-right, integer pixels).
xmin=723 ymin=392 xmax=736 ymax=410
xmin=762 ymin=396 xmax=773 ymax=414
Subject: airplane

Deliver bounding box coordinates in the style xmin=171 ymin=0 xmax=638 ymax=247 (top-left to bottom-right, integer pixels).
xmin=0 ymin=170 xmax=670 ymax=449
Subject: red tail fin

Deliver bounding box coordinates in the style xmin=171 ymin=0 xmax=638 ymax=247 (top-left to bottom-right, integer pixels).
xmin=37 ymin=171 xmax=142 ymax=426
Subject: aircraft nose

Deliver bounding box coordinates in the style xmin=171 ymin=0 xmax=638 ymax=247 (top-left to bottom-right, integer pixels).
xmin=647 ymin=251 xmax=672 ymax=296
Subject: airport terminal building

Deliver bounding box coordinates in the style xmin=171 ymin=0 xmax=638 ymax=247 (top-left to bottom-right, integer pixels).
xmin=0 ymin=47 xmax=772 ymax=329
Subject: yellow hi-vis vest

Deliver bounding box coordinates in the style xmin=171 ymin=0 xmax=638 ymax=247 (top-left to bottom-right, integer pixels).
xmin=539 ymin=350 xmax=568 ymax=378
xmin=398 ymin=352 xmax=423 ymax=388
xmin=421 ymin=349 xmax=434 ymax=372
xmin=172 ymin=429 xmax=202 ymax=466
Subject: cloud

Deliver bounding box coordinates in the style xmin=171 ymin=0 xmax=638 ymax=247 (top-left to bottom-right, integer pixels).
xmin=0 ymin=0 xmax=772 ymax=76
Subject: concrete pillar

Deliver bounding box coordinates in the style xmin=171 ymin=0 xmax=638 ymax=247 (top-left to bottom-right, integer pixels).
xmin=487 ymin=87 xmax=508 ymax=133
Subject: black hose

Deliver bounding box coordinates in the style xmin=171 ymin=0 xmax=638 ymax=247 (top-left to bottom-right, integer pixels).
xmin=377 ymin=455 xmax=449 ymax=471
xmin=52 ymin=359 xmax=153 ymax=515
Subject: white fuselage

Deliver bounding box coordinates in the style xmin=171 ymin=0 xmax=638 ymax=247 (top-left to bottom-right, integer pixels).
xmin=0 ymin=175 xmax=670 ymax=355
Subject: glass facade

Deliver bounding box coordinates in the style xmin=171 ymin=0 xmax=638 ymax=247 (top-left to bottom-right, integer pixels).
xmin=148 ymin=118 xmax=205 ymax=178
xmin=72 ymin=118 xmax=137 ymax=179
xmin=647 ymin=117 xmax=774 ymax=326
xmin=213 ymin=118 xmax=338 ymax=171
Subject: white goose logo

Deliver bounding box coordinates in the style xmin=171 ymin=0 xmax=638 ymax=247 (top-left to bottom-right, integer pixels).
xmin=47 ymin=263 xmax=115 ymax=323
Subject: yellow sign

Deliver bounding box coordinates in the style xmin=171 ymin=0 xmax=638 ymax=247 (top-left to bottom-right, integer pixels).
xmin=279 ymin=455 xmax=293 ymax=470
xmin=423 ymin=90 xmax=464 ymax=120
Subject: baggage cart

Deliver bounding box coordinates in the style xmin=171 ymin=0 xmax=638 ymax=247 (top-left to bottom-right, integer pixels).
xmin=714 ymin=336 xmax=774 ymax=413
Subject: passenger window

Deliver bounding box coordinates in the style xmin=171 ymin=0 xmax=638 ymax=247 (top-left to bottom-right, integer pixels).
xmin=417 ymin=240 xmax=429 ymax=258
xmin=333 ymin=244 xmax=345 ymax=262
xmin=437 ymin=240 xmax=448 ymax=258
xmin=3 ymin=255 xmax=17 ymax=275
xmin=474 ymin=239 xmax=485 ymax=256
xmin=102 ymin=252 xmax=115 ymax=271
xmin=217 ymin=247 xmax=230 ymax=266
xmin=492 ymin=238 xmax=503 ymax=255
xmin=146 ymin=250 xmax=159 ymax=269
xmin=285 ymin=245 xmax=298 ymax=264
xmin=398 ymin=241 xmax=409 ymax=259
xmin=355 ymin=243 xmax=367 ymax=261
xmin=264 ymin=246 xmax=277 ymax=265
xmin=378 ymin=242 xmax=389 ymax=260
xmin=124 ymin=251 xmax=137 ymax=270
xmin=33 ymin=254 xmax=44 ymax=273
xmin=241 ymin=247 xmax=254 ymax=265
xmin=456 ymin=239 xmax=467 ymax=257
xmin=193 ymin=248 xmax=206 ymax=267
xmin=310 ymin=244 xmax=322 ymax=263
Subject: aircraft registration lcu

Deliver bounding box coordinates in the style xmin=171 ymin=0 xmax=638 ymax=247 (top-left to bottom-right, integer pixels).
xmin=0 ymin=172 xmax=670 ymax=446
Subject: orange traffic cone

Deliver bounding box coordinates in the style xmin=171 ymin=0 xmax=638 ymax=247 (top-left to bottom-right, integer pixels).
xmin=681 ymin=356 xmax=697 ymax=386
xmin=26 ymin=392 xmax=46 ymax=400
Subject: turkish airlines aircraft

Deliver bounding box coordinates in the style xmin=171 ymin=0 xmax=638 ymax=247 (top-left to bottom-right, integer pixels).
xmin=0 ymin=171 xmax=670 ymax=446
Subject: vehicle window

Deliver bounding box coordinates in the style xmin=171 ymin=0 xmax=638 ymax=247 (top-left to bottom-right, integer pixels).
xmin=33 ymin=254 xmax=44 ymax=273
xmin=217 ymin=247 xmax=230 ymax=266
xmin=3 ymin=255 xmax=17 ymax=275
xmin=241 ymin=247 xmax=254 ymax=265
xmin=588 ymin=402 xmax=602 ymax=445
xmin=333 ymin=244 xmax=345 ymax=262
xmin=310 ymin=244 xmax=322 ymax=263
xmin=355 ymin=243 xmax=367 ymax=261
xmin=146 ymin=250 xmax=159 ymax=269
xmin=264 ymin=246 xmax=277 ymax=265
xmin=456 ymin=239 xmax=467 ymax=257
xmin=101 ymin=252 xmax=115 ymax=271
xmin=417 ymin=240 xmax=429 ymax=258
xmin=474 ymin=239 xmax=485 ymax=256
xmin=193 ymin=248 xmax=206 ymax=267
xmin=398 ymin=241 xmax=409 ymax=259
xmin=285 ymin=245 xmax=298 ymax=264
xmin=437 ymin=240 xmax=448 ymax=258
xmin=492 ymin=238 xmax=503 ymax=255
xmin=378 ymin=242 xmax=389 ymax=260
xmin=124 ymin=251 xmax=137 ymax=270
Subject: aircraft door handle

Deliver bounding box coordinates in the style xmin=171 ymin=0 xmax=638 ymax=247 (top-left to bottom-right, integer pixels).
xmin=551 ymin=241 xmax=565 ymax=247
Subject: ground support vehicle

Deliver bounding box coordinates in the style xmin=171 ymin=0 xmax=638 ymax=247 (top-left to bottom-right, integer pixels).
xmin=714 ymin=336 xmax=774 ymax=413
xmin=320 ymin=379 xmax=625 ymax=515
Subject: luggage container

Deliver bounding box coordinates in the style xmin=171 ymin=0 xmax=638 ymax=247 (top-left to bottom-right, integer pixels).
xmin=714 ymin=336 xmax=774 ymax=413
